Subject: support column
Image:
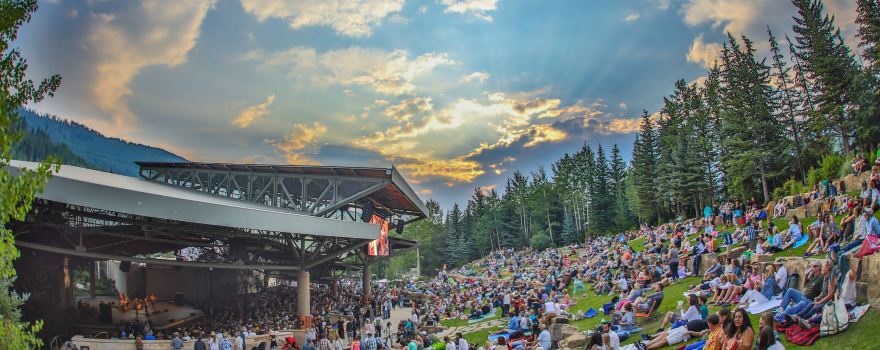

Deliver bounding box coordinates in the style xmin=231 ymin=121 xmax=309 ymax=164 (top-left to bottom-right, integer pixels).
xmin=362 ymin=257 xmax=372 ymax=304
xmin=61 ymin=257 xmax=73 ymax=308
xmin=297 ymin=270 xmax=311 ymax=329
xmin=89 ymin=260 xmax=97 ymax=298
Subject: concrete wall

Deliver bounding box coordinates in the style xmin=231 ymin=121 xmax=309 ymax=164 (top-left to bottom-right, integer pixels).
xmin=71 ymin=331 xmax=302 ymax=350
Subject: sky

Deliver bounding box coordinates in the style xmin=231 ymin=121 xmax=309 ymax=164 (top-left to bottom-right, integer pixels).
xmin=16 ymin=0 xmax=861 ymax=207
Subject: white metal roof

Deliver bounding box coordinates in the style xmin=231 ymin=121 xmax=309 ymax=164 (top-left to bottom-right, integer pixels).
xmin=9 ymin=160 xmax=380 ymax=240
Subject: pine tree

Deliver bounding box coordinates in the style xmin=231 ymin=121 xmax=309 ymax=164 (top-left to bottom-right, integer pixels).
xmin=589 ymin=145 xmax=614 ymax=233
xmin=609 ymin=144 xmax=632 ymax=230
xmin=854 ymin=0 xmax=880 ymax=149
xmin=791 ymin=0 xmax=859 ymax=153
xmin=444 ymin=204 xmax=463 ymax=265
xmin=856 ymin=0 xmax=880 ymax=74
xmin=631 ymin=111 xmax=660 ymax=224
xmin=769 ymin=27 xmax=807 ymax=182
xmin=719 ymin=33 xmax=791 ymax=202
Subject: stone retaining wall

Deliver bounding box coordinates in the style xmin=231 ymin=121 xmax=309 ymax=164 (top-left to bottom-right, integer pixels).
xmin=71 ymin=331 xmax=301 ymax=350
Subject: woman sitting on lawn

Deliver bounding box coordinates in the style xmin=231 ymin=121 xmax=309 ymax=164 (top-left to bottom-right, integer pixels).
xmin=658 ymin=294 xmax=702 ymax=330
xmin=723 ymin=308 xmax=755 ymax=350
xmin=738 ymin=264 xmax=778 ymax=307
xmin=779 ymin=217 xmax=802 ymax=251
xmin=714 ymin=264 xmax=754 ymax=307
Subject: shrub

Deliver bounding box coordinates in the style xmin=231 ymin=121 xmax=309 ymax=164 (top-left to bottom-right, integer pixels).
xmin=529 ymin=233 xmax=553 ymax=250
xmin=819 ymin=154 xmax=844 ymax=179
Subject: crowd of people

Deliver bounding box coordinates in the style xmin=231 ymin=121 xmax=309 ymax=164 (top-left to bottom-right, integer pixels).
xmin=65 ymin=167 xmax=879 ymax=350
xmin=404 ymin=169 xmax=877 ymax=350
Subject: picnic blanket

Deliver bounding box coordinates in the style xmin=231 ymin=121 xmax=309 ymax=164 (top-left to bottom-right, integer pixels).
xmin=468 ymin=308 xmax=498 ymax=324
xmin=746 ymin=296 xmax=782 ymax=314
xmin=792 ymin=234 xmax=810 ymax=249
xmin=488 ymin=331 xmax=532 ymax=343
xmin=584 ymin=307 xmax=599 ymax=318
xmin=849 ymin=304 xmax=871 ymax=322
xmin=488 ymin=333 xmax=507 ymax=343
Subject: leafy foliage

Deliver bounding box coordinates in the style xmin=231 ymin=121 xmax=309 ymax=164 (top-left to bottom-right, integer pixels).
xmin=0 ymin=0 xmax=61 ymax=347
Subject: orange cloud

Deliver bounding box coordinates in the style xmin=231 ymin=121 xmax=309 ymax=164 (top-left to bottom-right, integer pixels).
xmin=266 ymin=122 xmax=327 ymax=165
xmin=232 ymin=94 xmax=275 ymax=128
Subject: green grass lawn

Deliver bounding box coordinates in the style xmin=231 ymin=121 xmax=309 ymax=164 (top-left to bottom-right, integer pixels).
xmin=629 ymin=237 xmax=645 ymax=252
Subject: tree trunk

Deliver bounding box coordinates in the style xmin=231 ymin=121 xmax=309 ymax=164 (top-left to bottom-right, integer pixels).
xmin=760 ymin=163 xmax=770 ymax=203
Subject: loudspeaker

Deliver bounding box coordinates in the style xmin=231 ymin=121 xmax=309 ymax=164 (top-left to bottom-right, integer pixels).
xmin=119 ymin=261 xmax=131 ymax=272
xmin=396 ymin=219 xmax=405 ymax=234
xmin=360 ymin=202 xmax=373 ymax=222
xmin=175 ymin=292 xmax=185 ymax=306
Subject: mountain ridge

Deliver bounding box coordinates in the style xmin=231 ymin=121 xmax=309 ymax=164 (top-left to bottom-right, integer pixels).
xmin=17 ymin=109 xmax=187 ymax=176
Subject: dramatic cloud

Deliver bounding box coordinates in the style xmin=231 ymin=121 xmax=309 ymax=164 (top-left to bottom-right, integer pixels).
xmin=686 ymin=34 xmax=723 ymax=69
xmin=460 ymin=71 xmax=490 ymax=83
xmin=439 ymin=0 xmax=498 ymax=22
xmin=266 ymin=122 xmax=327 ymax=165
xmin=681 ymin=0 xmax=859 ymax=52
xmin=522 ymin=124 xmax=567 ymax=147
xmin=383 ymin=96 xmax=433 ymax=122
xmin=239 ymin=0 xmax=404 ymax=37
xmin=232 ymin=94 xmax=275 ymax=128
xmin=253 ymin=47 xmax=454 ymax=95
xmin=86 ymin=1 xmax=214 ymax=132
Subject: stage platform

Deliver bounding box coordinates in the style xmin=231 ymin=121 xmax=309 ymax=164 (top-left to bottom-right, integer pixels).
xmin=77 ymin=296 xmax=204 ymax=329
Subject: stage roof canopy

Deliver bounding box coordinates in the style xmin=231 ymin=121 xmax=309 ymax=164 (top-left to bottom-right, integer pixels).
xmin=9 ymin=160 xmax=379 ymax=240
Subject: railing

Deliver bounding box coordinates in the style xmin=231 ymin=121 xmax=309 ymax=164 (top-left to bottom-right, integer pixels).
xmin=46 ymin=335 xmax=60 ymax=350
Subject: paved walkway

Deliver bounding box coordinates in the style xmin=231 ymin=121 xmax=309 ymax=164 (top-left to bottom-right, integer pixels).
xmin=437 ymin=318 xmax=505 ymax=338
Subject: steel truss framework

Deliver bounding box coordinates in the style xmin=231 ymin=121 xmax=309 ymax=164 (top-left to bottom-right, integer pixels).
xmin=137 ymin=163 xmax=426 ymax=224
xmin=15 ymin=199 xmax=371 ymax=274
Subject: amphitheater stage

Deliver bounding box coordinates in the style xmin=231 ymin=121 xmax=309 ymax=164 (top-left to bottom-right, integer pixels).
xmin=76 ymin=296 xmax=204 ymax=329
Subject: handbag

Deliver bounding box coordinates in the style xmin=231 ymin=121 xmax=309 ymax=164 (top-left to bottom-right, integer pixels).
xmin=819 ymin=299 xmax=849 ymax=336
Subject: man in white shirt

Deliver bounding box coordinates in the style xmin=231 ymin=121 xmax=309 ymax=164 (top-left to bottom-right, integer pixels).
xmin=602 ymin=322 xmax=620 ymax=350
xmin=535 ymin=324 xmax=551 ymax=350
xmin=774 ymin=262 xmax=788 ymax=294
xmin=542 ymin=300 xmax=557 ymax=324
xmin=503 ymin=292 xmax=512 ymax=317
xmin=445 ymin=337 xmax=457 ymax=350
xmin=456 ymin=333 xmax=468 ymax=350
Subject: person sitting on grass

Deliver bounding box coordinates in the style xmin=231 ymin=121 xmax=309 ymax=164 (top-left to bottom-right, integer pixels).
xmin=658 ymin=294 xmax=702 ymax=332
xmin=713 ymin=264 xmax=750 ymax=307
xmin=738 ymin=264 xmax=778 ymax=307
xmin=756 ymin=312 xmax=783 ymax=350
xmin=773 ymin=260 xmax=827 ymax=323
xmin=722 ymin=308 xmax=755 ymax=350
xmin=772 ymin=199 xmax=787 ymax=219
xmin=760 ymin=225 xmax=783 ymax=253
xmin=804 ymin=212 xmax=838 ymax=256
xmin=635 ymin=309 xmax=709 ymax=350
xmin=632 ymin=283 xmax=664 ymax=316
xmin=779 ymin=217 xmax=802 ymax=251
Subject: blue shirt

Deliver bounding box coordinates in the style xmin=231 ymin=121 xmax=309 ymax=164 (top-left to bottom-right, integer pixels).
xmin=789 ymin=223 xmax=802 ymax=241
xmin=508 ymin=316 xmax=520 ymax=331
xmin=868 ymin=216 xmax=880 ymax=236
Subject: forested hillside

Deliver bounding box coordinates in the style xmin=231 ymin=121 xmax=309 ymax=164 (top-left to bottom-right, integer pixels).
xmin=18 ymin=109 xmax=186 ymax=175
